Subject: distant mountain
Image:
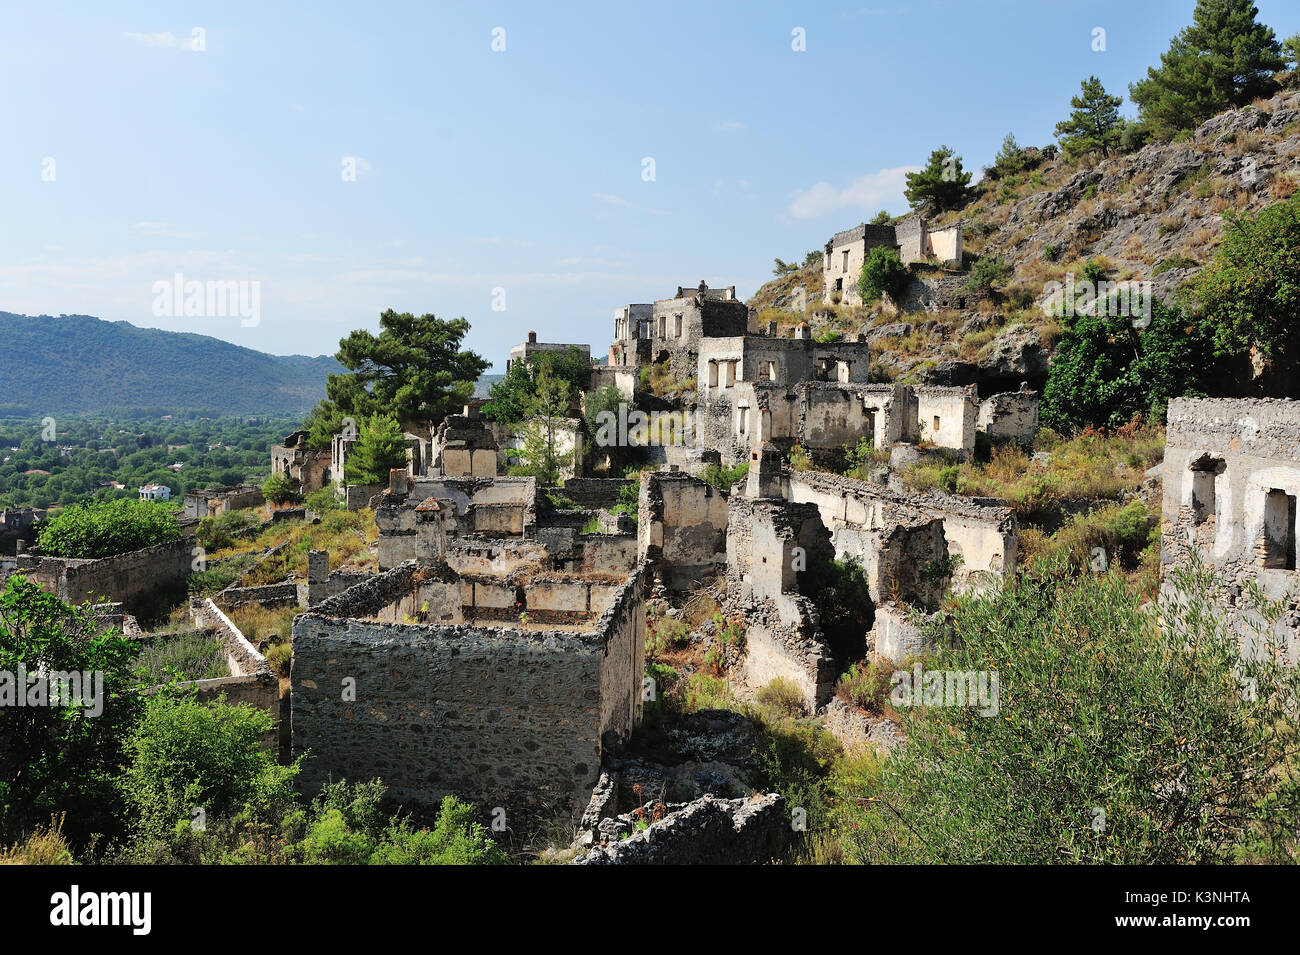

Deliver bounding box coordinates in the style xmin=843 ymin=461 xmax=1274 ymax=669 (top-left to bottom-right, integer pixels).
xmin=474 ymin=374 xmax=504 ymax=398
xmin=0 ymin=313 xmax=344 ymax=415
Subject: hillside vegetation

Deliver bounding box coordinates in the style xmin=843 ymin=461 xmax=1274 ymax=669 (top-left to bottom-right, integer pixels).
xmin=750 ymin=88 xmax=1300 ymax=400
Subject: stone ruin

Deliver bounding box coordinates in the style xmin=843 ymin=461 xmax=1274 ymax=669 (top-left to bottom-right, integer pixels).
xmin=822 ymin=215 xmax=964 ymax=306
xmin=290 ymin=557 xmax=649 ymax=823
xmin=1161 ymin=397 xmax=1300 ymax=662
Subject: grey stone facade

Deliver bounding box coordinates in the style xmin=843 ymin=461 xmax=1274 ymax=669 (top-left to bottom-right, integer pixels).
xmin=1161 ymin=397 xmax=1300 ymax=661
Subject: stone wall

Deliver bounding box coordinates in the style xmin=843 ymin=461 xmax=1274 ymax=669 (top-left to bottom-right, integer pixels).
xmin=291 ymin=562 xmax=647 ymax=821
xmin=1161 ymin=397 xmax=1300 ymax=661
xmin=899 ymin=273 xmax=971 ymax=312
xmin=725 ymin=497 xmax=838 ymax=710
xmin=911 ymin=385 xmax=978 ymax=455
xmin=184 ymin=598 xmax=280 ymax=748
xmin=638 ymin=470 xmax=730 ymax=589
xmin=785 ymin=470 xmax=1017 ymax=589
xmin=11 ymin=538 xmax=192 ymax=612
xmin=978 ymin=385 xmax=1039 ymax=445
xmin=561 ymin=477 xmax=628 ymax=510
xmin=215 ymin=582 xmax=300 ymax=609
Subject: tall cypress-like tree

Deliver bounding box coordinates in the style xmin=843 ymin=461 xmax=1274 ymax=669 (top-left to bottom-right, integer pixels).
xmin=1054 ymin=76 xmax=1124 ymax=158
xmin=1130 ymin=0 xmax=1285 ymax=139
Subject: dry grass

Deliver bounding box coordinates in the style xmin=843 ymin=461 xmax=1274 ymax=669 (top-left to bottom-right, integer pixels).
xmin=900 ymin=421 xmax=1166 ymax=520
xmin=225 ymin=603 xmax=298 ymax=650
xmin=213 ymin=508 xmax=378 ymax=585
xmin=0 ymin=815 xmax=74 ymax=864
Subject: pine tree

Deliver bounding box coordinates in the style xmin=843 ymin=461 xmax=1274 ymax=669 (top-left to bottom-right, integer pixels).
xmin=1130 ymin=0 xmax=1284 ymax=139
xmin=1054 ymin=76 xmax=1124 ymax=159
xmin=992 ymin=132 xmax=1029 ymax=176
xmin=904 ymin=146 xmax=973 ymax=211
xmin=510 ymin=367 xmax=573 ymax=487
xmin=345 ymin=414 xmax=408 ymax=486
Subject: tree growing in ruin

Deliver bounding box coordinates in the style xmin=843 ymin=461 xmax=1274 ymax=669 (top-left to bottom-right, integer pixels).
xmin=345 ymin=414 xmax=409 ymax=487
xmin=507 ymin=366 xmax=574 ymax=487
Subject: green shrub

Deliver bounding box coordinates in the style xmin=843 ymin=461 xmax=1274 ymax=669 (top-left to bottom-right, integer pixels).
xmin=304 ymin=487 xmax=343 ymax=513
xmin=757 ymin=677 xmax=807 ymax=717
xmin=119 ymin=690 xmax=301 ymax=848
xmin=197 ymin=509 xmax=257 ymax=551
xmin=699 ymin=461 xmax=749 ymax=491
xmin=1151 ymin=254 xmax=1200 ymax=276
xmin=836 ymin=660 xmax=894 ymax=715
xmin=37 ymin=498 xmax=181 ymax=559
xmin=858 ymin=246 xmax=909 ymax=302
xmin=834 ymin=557 xmax=1300 ymax=864
xmin=134 ymin=632 xmax=229 ymax=684
xmin=963 ymin=255 xmax=1012 ymax=294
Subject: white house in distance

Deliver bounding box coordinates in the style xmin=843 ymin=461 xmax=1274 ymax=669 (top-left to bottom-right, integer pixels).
xmin=139 ymin=483 xmax=171 ymax=502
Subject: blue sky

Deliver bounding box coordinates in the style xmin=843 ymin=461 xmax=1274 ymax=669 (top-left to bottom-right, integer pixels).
xmin=2 ymin=0 xmax=1296 ymax=370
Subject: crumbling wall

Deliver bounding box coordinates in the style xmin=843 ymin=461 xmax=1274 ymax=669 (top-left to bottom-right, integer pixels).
xmin=291 ymin=564 xmax=647 ymax=820
xmin=570 ymin=793 xmax=788 ymax=865
xmin=14 ymin=538 xmax=192 ymax=612
xmin=785 ymin=470 xmax=1016 ymax=588
xmin=376 ymin=476 xmax=538 ymax=570
xmin=1161 ymin=397 xmax=1300 ymax=661
xmin=978 ymin=385 xmax=1039 ymax=445
xmin=638 ymin=470 xmax=729 ymax=589
xmin=725 ymin=497 xmax=838 ymax=710
xmin=184 ymin=598 xmax=280 ymax=747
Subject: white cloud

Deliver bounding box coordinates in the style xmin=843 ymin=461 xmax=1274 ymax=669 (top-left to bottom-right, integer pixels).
xmin=785 ymin=165 xmax=920 ymax=221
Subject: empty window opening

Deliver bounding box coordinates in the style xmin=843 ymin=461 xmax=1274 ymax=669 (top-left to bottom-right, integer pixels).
xmin=1188 ymin=455 xmax=1225 ymax=526
xmin=707 ymin=360 xmax=719 ymax=388
xmin=842 ymin=251 xmax=849 ymax=273
xmin=674 ymin=314 xmax=683 ymax=338
xmin=1261 ymin=488 xmax=1297 ymax=570
xmin=933 ymin=415 xmax=941 ymax=432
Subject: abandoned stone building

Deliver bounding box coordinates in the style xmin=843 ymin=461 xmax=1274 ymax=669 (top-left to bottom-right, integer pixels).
xmin=823 ymin=215 xmax=963 ymax=306
xmin=430 ymin=406 xmax=499 ymax=478
xmin=1161 ymin=397 xmax=1300 ymax=662
xmin=291 ymin=554 xmax=648 ymax=822
xmin=636 ymin=444 xmax=1017 ymax=701
xmin=183 ymin=483 xmax=264 ymax=519
xmin=607 ymin=282 xmax=749 ymax=382
xmin=697 ymin=367 xmax=980 ymax=467
xmin=506 ymin=331 xmax=591 ymax=375
xmin=270 ymin=429 xmax=333 ymax=493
